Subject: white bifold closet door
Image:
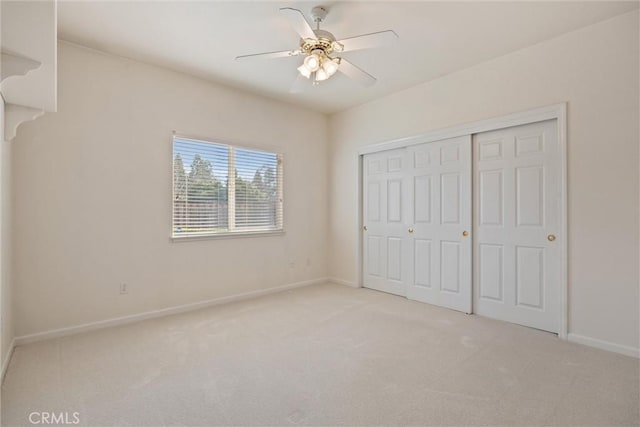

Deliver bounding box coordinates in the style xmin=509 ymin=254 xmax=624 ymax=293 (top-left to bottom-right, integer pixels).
xmin=363 ymin=136 xmax=472 ymax=313
xmin=473 ymin=120 xmax=560 ymax=333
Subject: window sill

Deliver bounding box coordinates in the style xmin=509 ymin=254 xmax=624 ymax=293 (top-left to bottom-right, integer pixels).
xmin=170 ymin=230 xmax=285 ymax=242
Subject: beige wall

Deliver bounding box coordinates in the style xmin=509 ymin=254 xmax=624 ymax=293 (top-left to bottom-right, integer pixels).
xmin=12 ymin=42 xmax=329 ymax=337
xmin=328 ymin=11 xmax=639 ymax=351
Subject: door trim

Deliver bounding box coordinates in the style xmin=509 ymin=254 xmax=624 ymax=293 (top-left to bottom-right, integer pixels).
xmin=356 ymin=103 xmax=568 ymax=340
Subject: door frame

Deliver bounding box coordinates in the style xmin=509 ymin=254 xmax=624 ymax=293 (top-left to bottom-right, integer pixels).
xmin=357 ymin=103 xmax=568 ymax=339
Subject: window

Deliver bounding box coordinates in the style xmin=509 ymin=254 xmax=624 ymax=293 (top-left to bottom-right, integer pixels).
xmin=172 ymin=136 xmax=283 ymax=238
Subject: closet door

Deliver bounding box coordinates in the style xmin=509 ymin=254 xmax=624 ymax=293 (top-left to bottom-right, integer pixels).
xmin=406 ymin=136 xmax=472 ymax=313
xmin=473 ymin=120 xmax=560 ymax=333
xmin=362 ymin=148 xmax=410 ymax=296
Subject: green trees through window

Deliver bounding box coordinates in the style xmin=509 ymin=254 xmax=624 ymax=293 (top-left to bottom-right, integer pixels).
xmin=172 ymin=137 xmax=283 ymax=237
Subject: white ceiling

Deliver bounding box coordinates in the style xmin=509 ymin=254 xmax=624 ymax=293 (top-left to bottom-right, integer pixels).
xmin=58 ymin=1 xmax=638 ymax=114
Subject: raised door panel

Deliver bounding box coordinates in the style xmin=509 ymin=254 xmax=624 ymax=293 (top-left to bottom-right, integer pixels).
xmin=516 ymin=166 xmax=544 ymax=227
xmin=367 ymin=235 xmax=382 ymax=277
xmin=478 ymin=244 xmax=504 ymax=302
xmin=478 ymin=139 xmax=504 ymax=161
xmin=414 ymin=239 xmax=432 ymax=288
xmin=387 ymin=179 xmax=403 ymax=223
xmin=387 ymin=237 xmax=403 ymax=281
xmin=479 ymin=170 xmax=503 ymax=226
xmin=516 ymin=134 xmax=544 ymax=157
xmin=387 ymin=155 xmax=403 ymax=172
xmin=414 ymin=175 xmax=432 ymax=224
xmin=440 ymin=241 xmax=461 ymax=293
xmin=515 ymin=246 xmax=544 ymax=309
xmin=367 ymin=182 xmax=381 ymax=222
xmin=441 ymin=173 xmax=461 ymax=225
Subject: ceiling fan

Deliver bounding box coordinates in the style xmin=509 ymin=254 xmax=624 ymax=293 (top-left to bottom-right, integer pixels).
xmin=235 ymin=6 xmax=398 ymax=92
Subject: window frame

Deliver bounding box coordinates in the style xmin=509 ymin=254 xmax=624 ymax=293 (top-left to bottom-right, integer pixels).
xmin=170 ymin=134 xmax=284 ymax=241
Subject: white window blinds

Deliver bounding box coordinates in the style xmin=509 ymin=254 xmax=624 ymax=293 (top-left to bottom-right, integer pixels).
xmin=172 ymin=136 xmax=283 ymax=238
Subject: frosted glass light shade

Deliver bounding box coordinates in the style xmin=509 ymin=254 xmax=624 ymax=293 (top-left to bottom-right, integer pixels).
xmin=304 ymin=54 xmax=320 ymax=72
xmin=297 ymin=64 xmax=311 ymax=78
xmin=315 ymin=68 xmax=329 ymax=81
xmin=323 ymin=58 xmax=339 ymax=76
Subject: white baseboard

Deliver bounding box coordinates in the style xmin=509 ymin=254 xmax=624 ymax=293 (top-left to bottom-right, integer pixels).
xmin=328 ymin=277 xmax=360 ymax=288
xmin=14 ymin=277 xmax=329 ymax=347
xmin=1 ymin=337 xmax=16 ymax=384
xmin=568 ymin=333 xmax=639 ymax=358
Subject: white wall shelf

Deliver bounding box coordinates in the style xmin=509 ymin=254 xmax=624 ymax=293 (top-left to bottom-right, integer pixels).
xmin=1 ymin=0 xmax=57 ymax=141
xmin=1 ymin=51 xmax=41 ymax=82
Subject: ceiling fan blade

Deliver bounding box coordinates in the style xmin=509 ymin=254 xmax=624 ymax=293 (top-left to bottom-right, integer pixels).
xmin=290 ymin=74 xmax=308 ymax=93
xmin=280 ymin=7 xmax=317 ymax=41
xmin=336 ymin=30 xmax=398 ymax=52
xmin=235 ymin=49 xmax=302 ymax=61
xmin=338 ymin=58 xmax=377 ymax=87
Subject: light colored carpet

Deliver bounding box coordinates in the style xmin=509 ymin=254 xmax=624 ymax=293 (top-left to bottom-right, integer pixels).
xmin=2 ymin=283 xmax=639 ymax=426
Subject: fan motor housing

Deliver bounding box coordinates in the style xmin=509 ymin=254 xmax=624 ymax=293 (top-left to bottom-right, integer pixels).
xmin=300 ymin=29 xmax=337 ymax=55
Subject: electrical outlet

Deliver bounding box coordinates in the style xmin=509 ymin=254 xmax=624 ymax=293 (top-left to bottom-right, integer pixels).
xmin=306 ymin=257 xmax=311 ymax=267
xmin=288 ymin=259 xmax=295 ymax=269
xmin=119 ymin=283 xmax=128 ymax=294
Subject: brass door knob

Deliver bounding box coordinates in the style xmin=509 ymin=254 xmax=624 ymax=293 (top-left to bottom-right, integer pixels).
xmin=547 ymin=234 xmax=556 ymax=242
xmin=408 ymin=228 xmax=414 ymax=234
xmin=462 ymin=230 xmax=469 ymax=237
xmin=363 ymin=225 xmax=368 ymax=231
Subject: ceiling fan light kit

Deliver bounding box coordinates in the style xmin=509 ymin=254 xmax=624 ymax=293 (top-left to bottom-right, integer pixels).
xmin=235 ymin=5 xmax=398 ymax=92
xmin=298 ymin=50 xmax=340 ymax=83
